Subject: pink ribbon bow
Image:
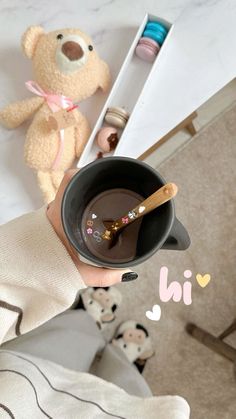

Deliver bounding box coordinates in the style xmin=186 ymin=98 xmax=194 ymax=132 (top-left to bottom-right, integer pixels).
xmin=25 ymin=80 xmax=74 ymax=170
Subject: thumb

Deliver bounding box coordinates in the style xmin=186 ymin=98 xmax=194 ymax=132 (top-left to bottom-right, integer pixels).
xmin=77 ymin=260 xmax=138 ymax=287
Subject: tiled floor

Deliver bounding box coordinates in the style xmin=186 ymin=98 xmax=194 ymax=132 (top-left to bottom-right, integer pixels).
xmin=144 ymin=78 xmax=236 ymax=168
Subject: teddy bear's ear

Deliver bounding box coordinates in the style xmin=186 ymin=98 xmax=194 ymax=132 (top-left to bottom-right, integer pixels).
xmin=97 ymin=59 xmax=111 ymax=93
xmin=21 ymin=26 xmax=44 ymax=59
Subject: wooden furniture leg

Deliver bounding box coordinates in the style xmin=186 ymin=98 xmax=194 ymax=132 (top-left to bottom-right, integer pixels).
xmin=218 ymin=319 xmax=236 ymax=340
xmin=186 ymin=322 xmax=236 ymax=362
xmin=186 ymin=120 xmax=197 ymax=136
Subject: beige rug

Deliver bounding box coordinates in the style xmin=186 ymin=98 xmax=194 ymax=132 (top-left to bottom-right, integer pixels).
xmin=115 ymin=103 xmax=236 ymax=419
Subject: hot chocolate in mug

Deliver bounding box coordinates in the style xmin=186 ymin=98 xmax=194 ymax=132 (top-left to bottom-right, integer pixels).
xmin=61 ymin=157 xmax=190 ymax=268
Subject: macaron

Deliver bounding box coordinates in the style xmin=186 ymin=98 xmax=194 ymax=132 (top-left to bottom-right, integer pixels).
xmin=104 ymin=107 xmax=129 ymax=129
xmin=135 ymin=37 xmax=160 ymax=62
xmin=146 ymin=21 xmax=168 ymax=36
xmin=143 ymin=21 xmax=168 ymax=46
xmin=96 ymin=126 xmax=119 ymax=152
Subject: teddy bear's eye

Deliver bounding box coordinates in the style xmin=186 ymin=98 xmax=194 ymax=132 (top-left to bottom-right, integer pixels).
xmin=88 ymin=45 xmax=93 ymax=51
xmin=57 ymin=34 xmax=63 ymax=40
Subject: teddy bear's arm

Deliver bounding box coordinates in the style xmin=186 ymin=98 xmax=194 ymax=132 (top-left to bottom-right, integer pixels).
xmin=0 ymin=96 xmax=44 ymax=129
xmin=74 ymin=114 xmax=91 ymax=158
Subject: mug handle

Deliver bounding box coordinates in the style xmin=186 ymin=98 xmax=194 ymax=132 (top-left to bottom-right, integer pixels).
xmin=162 ymin=217 xmax=190 ymax=251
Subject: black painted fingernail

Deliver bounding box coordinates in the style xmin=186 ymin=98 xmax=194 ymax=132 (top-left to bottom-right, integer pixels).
xmin=122 ymin=272 xmax=138 ymax=282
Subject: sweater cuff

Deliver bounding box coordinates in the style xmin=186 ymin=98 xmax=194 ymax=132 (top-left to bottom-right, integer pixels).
xmin=0 ymin=205 xmax=86 ymax=306
xmin=35 ymin=205 xmax=87 ymax=294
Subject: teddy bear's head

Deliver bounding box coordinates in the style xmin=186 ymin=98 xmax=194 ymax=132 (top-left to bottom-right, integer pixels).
xmin=21 ymin=26 xmax=111 ymax=101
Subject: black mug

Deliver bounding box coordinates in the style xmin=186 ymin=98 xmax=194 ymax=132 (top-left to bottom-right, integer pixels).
xmin=61 ymin=157 xmax=190 ymax=268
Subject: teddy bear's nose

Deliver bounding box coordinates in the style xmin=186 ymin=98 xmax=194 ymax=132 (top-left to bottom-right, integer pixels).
xmin=62 ymin=41 xmax=84 ymax=61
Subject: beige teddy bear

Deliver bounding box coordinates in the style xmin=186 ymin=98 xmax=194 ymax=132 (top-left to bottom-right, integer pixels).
xmin=0 ymin=26 xmax=111 ymax=203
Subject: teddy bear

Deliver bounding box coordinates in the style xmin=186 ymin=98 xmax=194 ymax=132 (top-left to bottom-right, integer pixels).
xmin=0 ymin=26 xmax=111 ymax=203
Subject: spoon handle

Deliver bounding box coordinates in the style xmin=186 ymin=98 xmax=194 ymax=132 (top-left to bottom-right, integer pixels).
xmin=110 ymin=183 xmax=178 ymax=232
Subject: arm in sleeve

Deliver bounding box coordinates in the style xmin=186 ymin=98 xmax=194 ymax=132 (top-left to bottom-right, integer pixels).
xmin=0 ymin=206 xmax=86 ymax=344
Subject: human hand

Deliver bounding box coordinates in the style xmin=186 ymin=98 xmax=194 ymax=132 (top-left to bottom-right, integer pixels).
xmin=46 ymin=169 xmax=138 ymax=287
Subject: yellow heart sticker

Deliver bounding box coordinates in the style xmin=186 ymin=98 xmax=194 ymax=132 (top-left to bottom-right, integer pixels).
xmin=196 ymin=273 xmax=211 ymax=288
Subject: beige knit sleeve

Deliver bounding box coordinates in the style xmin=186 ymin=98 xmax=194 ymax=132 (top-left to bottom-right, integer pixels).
xmin=0 ymin=206 xmax=86 ymax=344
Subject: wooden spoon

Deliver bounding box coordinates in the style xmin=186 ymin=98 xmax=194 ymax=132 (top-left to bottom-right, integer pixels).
xmin=102 ymin=183 xmax=178 ymax=245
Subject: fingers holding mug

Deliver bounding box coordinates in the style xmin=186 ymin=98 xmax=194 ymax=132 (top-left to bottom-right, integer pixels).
xmin=77 ymin=260 xmax=138 ymax=287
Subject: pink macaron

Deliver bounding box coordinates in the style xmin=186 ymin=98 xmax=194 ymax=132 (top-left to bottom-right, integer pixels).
xmin=135 ymin=37 xmax=160 ymax=62
xmin=96 ymin=126 xmax=119 ymax=153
